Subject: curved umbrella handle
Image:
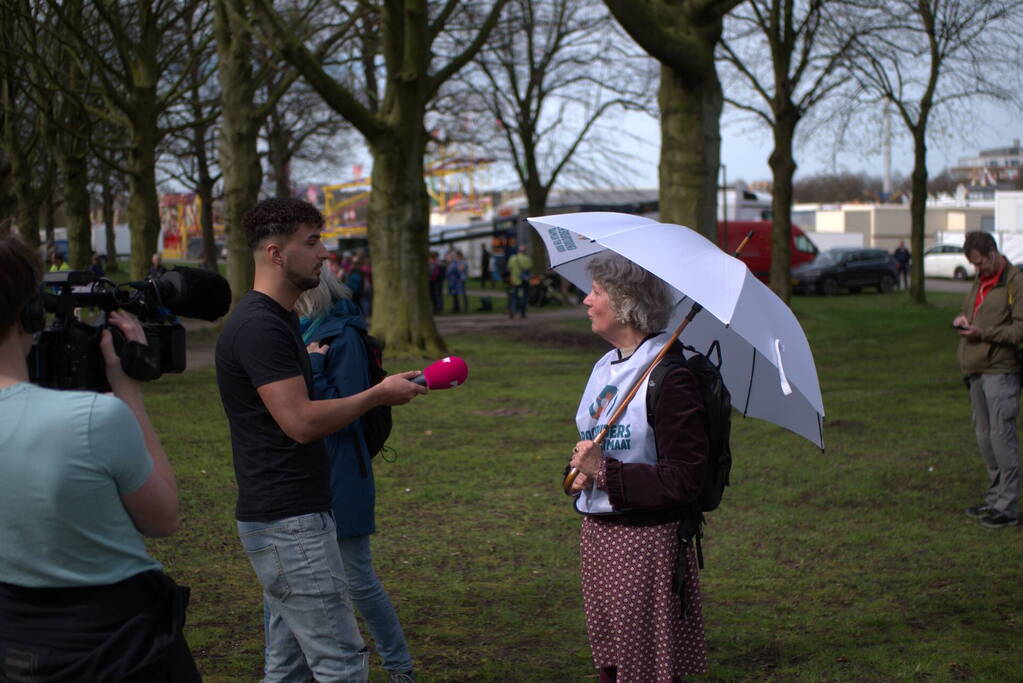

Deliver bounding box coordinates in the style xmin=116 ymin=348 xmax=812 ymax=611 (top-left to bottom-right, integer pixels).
xmin=563 ymin=430 xmax=607 ymax=494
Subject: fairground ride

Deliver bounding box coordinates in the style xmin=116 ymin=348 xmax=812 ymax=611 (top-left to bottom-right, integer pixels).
xmin=158 ymin=193 xmax=225 ymax=260
xmin=319 ymin=151 xmax=495 ymax=244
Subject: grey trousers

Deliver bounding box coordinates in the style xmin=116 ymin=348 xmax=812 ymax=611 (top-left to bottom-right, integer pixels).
xmin=969 ymin=373 xmax=1021 ymax=518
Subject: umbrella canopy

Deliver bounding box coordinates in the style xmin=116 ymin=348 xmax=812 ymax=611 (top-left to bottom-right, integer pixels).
xmin=528 ymin=211 xmax=825 ymax=449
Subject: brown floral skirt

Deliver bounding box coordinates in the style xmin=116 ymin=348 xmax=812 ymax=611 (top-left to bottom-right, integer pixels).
xmin=580 ymin=517 xmax=707 ymax=682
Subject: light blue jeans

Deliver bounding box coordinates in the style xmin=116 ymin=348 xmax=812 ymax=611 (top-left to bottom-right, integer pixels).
xmin=238 ymin=512 xmax=368 ymax=682
xmin=338 ymin=534 xmax=413 ymax=674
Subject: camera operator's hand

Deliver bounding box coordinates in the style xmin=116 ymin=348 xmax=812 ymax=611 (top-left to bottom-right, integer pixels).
xmin=100 ymin=310 xmax=147 ymax=400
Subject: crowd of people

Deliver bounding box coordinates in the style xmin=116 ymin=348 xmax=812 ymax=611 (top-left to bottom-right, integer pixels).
xmin=0 ymin=199 xmax=711 ymax=682
xmin=18 ymin=205 xmax=1016 ymax=682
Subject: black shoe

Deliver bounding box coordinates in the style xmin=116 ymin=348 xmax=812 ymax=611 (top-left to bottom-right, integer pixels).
xmin=965 ymin=504 xmax=993 ymax=519
xmin=980 ymin=513 xmax=1019 ymax=529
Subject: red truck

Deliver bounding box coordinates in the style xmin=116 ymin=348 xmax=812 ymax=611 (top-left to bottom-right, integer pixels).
xmin=718 ymin=220 xmax=818 ymax=283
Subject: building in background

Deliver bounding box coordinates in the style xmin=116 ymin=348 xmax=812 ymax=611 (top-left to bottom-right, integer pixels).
xmin=950 ymin=139 xmax=1023 ymax=189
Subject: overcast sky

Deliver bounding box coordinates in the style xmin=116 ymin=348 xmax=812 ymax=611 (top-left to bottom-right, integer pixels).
xmin=620 ymin=102 xmax=1023 ymax=188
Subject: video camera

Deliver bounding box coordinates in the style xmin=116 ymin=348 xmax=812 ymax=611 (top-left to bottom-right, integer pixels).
xmin=28 ymin=266 xmax=232 ymax=391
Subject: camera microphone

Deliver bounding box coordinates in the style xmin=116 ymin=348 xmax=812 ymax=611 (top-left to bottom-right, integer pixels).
xmin=152 ymin=266 xmax=232 ymax=321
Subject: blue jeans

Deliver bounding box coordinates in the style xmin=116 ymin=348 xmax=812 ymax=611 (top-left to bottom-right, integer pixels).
xmin=338 ymin=535 xmax=413 ymax=674
xmin=237 ymin=512 xmax=368 ymax=682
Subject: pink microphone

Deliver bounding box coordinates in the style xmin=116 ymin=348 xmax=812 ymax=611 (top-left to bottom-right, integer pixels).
xmin=410 ymin=356 xmax=469 ymax=389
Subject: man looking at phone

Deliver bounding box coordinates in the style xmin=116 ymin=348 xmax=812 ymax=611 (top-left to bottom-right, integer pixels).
xmin=953 ymin=231 xmax=1023 ymax=528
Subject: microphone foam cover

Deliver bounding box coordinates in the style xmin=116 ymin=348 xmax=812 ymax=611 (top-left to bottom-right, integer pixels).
xmin=422 ymin=356 xmax=468 ymax=390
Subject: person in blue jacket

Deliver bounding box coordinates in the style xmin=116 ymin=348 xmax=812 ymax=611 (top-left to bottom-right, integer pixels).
xmin=295 ymin=269 xmax=416 ymax=683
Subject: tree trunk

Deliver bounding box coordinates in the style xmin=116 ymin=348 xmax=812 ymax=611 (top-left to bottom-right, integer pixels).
xmin=193 ymin=124 xmax=219 ymax=269
xmin=524 ymin=181 xmax=550 ymax=272
xmin=199 ymin=178 xmax=218 ymax=268
xmin=768 ymin=110 xmax=798 ymax=303
xmin=366 ymin=136 xmax=446 ymax=357
xmin=124 ymin=119 xmax=162 ymax=279
xmin=216 ymin=0 xmax=262 ymax=302
xmin=58 ymin=152 xmax=91 ymax=270
xmin=43 ymin=187 xmax=56 ymax=246
xmin=101 ymin=177 xmax=119 ymax=272
xmin=658 ymin=60 xmax=721 ymax=241
xmin=909 ymin=129 xmax=927 ymax=304
xmin=266 ymin=115 xmax=293 ymax=198
xmin=9 ymin=164 xmax=42 ymax=248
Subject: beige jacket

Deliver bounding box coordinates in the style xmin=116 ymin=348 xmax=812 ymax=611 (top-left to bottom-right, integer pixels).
xmin=957 ymin=262 xmax=1023 ymax=374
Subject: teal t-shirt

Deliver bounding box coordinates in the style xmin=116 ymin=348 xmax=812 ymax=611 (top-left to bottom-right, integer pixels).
xmin=0 ymin=382 xmax=161 ymax=587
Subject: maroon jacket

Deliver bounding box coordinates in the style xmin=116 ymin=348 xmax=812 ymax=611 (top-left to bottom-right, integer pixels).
xmin=598 ymin=366 xmax=709 ymax=526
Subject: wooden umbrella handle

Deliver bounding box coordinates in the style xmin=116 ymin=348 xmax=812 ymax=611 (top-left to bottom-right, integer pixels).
xmin=563 ymin=309 xmax=698 ymax=495
xmin=563 ymin=230 xmax=754 ymax=495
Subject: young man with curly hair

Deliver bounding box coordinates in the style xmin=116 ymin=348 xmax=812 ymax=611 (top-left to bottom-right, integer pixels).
xmin=215 ymin=198 xmax=425 ymax=681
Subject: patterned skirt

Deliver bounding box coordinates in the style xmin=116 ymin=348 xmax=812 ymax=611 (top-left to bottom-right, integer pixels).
xmin=580 ymin=517 xmax=707 ymax=681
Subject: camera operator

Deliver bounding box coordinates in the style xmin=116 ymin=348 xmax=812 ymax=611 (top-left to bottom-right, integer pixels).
xmin=0 ymin=235 xmax=199 ymax=681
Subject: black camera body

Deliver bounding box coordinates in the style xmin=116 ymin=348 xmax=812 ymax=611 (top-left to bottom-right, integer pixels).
xmin=28 ymin=267 xmax=230 ymax=391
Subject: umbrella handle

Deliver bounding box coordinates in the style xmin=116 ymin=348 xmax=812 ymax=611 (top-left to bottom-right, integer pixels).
xmin=563 ymin=430 xmax=607 ymax=494
xmin=563 ymin=230 xmax=755 ymax=496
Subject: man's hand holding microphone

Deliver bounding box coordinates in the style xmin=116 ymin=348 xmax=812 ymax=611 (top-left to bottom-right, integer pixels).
xmin=307 ymin=342 xmax=469 ymax=406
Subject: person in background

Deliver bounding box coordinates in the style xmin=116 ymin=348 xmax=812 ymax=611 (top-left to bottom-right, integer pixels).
xmin=348 ymin=253 xmax=368 ymax=315
xmin=49 ymin=252 xmax=70 ymax=272
xmin=954 ymin=230 xmax=1023 ymax=529
xmin=357 ymin=248 xmax=374 ymax=318
xmin=428 ymin=250 xmax=445 ymax=314
xmin=568 ymin=251 xmax=708 ymax=681
xmin=446 ymin=250 xmax=468 ymax=313
xmin=0 ymin=234 xmax=198 ymax=681
xmin=198 ymin=251 xmax=217 ymax=273
xmin=506 ymin=246 xmax=533 ymax=319
xmin=893 ymin=240 xmax=910 ymax=289
xmin=90 ymin=252 xmax=106 ymax=278
xmin=327 ymin=251 xmax=342 ymax=279
xmin=150 ymin=253 xmax=167 ymax=278
xmin=479 ymin=243 xmax=491 ymax=289
xmin=296 ymin=269 xmax=417 ymax=683
xmin=214 ymin=197 xmax=425 ymax=682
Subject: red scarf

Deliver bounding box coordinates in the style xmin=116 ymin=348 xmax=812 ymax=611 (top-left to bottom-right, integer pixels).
xmin=973 ymin=260 xmax=1006 ymax=316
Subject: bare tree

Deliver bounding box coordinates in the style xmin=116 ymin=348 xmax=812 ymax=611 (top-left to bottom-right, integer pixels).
xmin=94 ymin=157 xmax=127 ymax=272
xmin=214 ymin=0 xmax=300 ymax=302
xmin=160 ymin=6 xmax=222 ymax=269
xmin=262 ymin=78 xmax=357 ymax=199
xmin=27 ymin=0 xmax=215 ymax=278
xmin=604 ymin=0 xmax=744 ymax=240
xmin=252 ymin=0 xmax=510 ymax=355
xmin=0 ymin=4 xmax=52 ymax=248
xmin=719 ymin=0 xmax=858 ymax=302
xmin=841 ymin=0 xmax=1023 ymax=303
xmin=448 ymin=0 xmax=655 ymax=266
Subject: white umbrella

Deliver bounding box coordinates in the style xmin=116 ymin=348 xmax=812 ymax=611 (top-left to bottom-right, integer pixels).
xmin=528 ymin=211 xmax=825 ymax=449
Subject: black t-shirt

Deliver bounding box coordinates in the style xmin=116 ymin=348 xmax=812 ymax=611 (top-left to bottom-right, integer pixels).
xmin=215 ymin=290 xmax=331 ymax=522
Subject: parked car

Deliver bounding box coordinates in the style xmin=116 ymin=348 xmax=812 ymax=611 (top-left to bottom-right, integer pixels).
xmin=792 ymin=247 xmax=899 ymax=295
xmin=923 ymin=244 xmax=973 ymax=280
xmin=718 ymin=220 xmax=818 ymax=283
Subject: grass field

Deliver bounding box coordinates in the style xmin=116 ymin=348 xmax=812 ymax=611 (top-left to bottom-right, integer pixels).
xmin=142 ymin=289 xmax=1023 ymax=681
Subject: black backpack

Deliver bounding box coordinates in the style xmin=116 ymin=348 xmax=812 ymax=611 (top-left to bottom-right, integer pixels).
xmin=356 ymin=328 xmax=392 ymax=459
xmin=646 ymin=340 xmax=732 ymax=514
xmin=646 ymin=339 xmax=732 ymax=581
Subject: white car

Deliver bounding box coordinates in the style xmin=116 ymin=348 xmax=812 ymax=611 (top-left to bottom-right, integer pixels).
xmin=923 ymin=244 xmax=974 ymax=280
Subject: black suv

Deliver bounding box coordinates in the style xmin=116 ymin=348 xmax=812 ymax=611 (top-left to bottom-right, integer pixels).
xmin=792 ymin=247 xmax=899 ymax=295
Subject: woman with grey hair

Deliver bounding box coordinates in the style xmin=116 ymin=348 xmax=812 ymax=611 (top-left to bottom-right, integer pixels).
xmin=567 ymin=252 xmax=709 ymax=681
xmin=295 ymin=269 xmax=417 ymax=682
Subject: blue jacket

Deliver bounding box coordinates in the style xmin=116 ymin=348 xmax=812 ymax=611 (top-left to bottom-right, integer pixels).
xmin=301 ymin=298 xmax=375 ymax=537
